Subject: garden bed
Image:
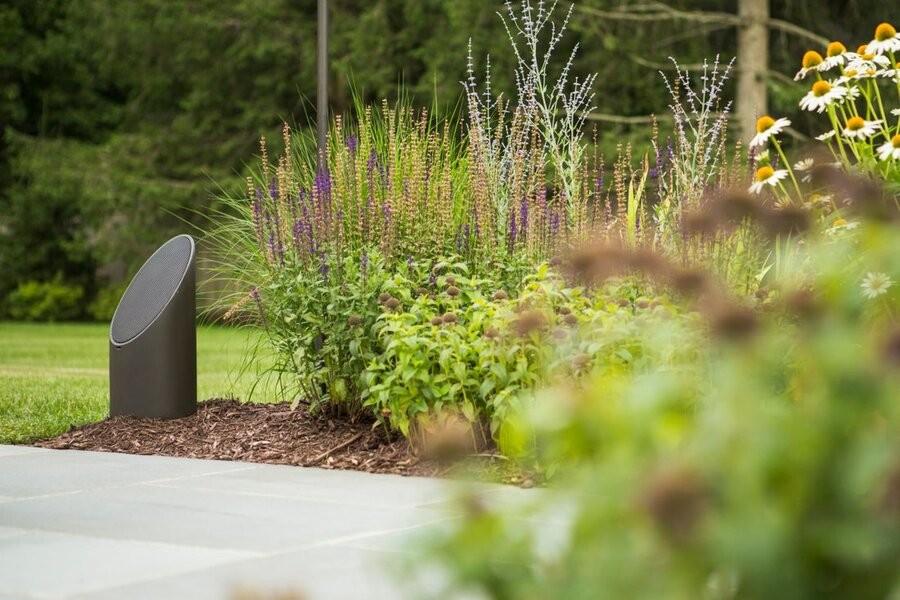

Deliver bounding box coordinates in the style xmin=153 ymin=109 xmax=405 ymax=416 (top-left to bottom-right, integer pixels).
xmin=34 ymin=399 xmax=522 ymax=482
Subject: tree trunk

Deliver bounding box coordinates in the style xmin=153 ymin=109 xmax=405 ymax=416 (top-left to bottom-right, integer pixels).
xmin=736 ymin=0 xmax=769 ymax=144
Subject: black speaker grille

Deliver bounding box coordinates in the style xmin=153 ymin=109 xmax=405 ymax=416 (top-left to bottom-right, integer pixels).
xmin=111 ymin=235 xmax=194 ymax=344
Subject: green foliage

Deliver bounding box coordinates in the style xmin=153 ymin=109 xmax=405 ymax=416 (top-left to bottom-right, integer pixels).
xmin=6 ymin=277 xmax=84 ymax=322
xmin=413 ymin=217 xmax=900 ymax=600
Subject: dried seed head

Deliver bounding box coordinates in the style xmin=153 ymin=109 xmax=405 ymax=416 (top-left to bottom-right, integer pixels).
xmin=445 ymin=276 xmax=456 ymax=286
xmin=760 ymin=206 xmax=810 ymax=238
xmin=671 ymin=269 xmax=709 ymax=296
xmin=378 ymin=292 xmax=391 ymax=304
xmin=551 ymin=327 xmax=568 ymax=341
xmin=563 ymin=313 xmax=578 ymax=326
xmin=483 ymin=327 xmax=500 ymax=341
xmin=881 ymin=328 xmax=900 ymax=369
xmin=549 ymin=256 xmax=563 ymax=267
xmin=385 ymin=297 xmax=401 ymax=310
xmin=557 ymin=306 xmax=572 ymax=315
xmin=347 ymin=315 xmax=363 ymax=327
xmin=709 ymin=304 xmax=758 ymax=341
xmin=447 ymin=286 xmax=461 ymax=297
xmin=754 ymin=288 xmax=770 ymax=300
xmin=616 ymin=298 xmax=631 ymax=307
xmin=573 ymin=353 xmax=591 ymax=370
xmin=784 ymin=287 xmax=822 ymax=321
xmin=636 ymin=299 xmax=650 ymax=309
xmin=640 ymin=468 xmax=709 ymax=542
xmin=416 ymin=287 xmax=429 ymax=297
xmin=878 ymin=462 xmax=900 ymax=518
xmin=492 ymin=290 xmax=509 ymax=301
xmin=650 ymin=299 xmax=663 ymax=309
xmin=430 ymin=316 xmax=444 ymax=327
xmin=442 ymin=312 xmax=458 ymax=324
xmin=513 ymin=310 xmax=547 ymax=336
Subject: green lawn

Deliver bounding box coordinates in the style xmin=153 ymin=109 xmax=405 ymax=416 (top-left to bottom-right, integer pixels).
xmin=0 ymin=322 xmax=278 ymax=444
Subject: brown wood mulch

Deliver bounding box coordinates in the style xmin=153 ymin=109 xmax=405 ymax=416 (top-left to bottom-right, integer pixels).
xmin=33 ymin=399 xmax=518 ymax=481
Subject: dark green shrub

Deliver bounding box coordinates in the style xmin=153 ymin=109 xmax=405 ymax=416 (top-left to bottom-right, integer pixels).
xmin=6 ymin=277 xmax=84 ymax=321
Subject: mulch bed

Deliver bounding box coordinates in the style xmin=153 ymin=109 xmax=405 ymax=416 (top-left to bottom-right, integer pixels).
xmin=34 ymin=399 xmax=522 ymax=481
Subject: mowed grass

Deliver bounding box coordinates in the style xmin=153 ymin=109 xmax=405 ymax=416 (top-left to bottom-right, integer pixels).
xmin=0 ymin=322 xmax=279 ymax=444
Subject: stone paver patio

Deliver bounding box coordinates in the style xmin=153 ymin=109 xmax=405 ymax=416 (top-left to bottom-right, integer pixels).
xmin=0 ymin=445 xmax=543 ymax=600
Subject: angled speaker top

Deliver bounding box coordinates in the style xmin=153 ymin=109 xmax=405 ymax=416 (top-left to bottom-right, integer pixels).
xmin=111 ymin=235 xmax=196 ymax=346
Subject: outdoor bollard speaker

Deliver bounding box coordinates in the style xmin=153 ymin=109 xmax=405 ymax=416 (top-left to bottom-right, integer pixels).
xmin=109 ymin=234 xmax=197 ymax=419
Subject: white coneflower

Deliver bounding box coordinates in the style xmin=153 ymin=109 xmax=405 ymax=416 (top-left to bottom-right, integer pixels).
xmin=816 ymin=131 xmax=837 ymax=142
xmin=793 ymin=158 xmax=814 ymax=182
xmin=750 ymin=116 xmax=792 ymax=148
xmin=846 ymin=49 xmax=892 ymax=76
xmin=877 ymin=134 xmax=900 ymax=161
xmin=892 ymin=108 xmax=900 ymax=117
xmin=748 ymin=165 xmax=789 ymax=195
xmin=842 ymin=116 xmax=882 ymax=140
xmin=820 ymin=42 xmax=857 ymax=70
xmin=861 ymin=272 xmax=893 ymax=299
xmin=800 ymin=80 xmax=850 ymax=113
xmin=794 ymin=50 xmax=825 ymax=80
xmin=866 ymin=23 xmax=900 ymax=55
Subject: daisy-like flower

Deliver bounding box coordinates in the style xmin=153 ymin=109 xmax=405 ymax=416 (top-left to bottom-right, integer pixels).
xmin=793 ymin=158 xmax=814 ymax=182
xmin=820 ymin=41 xmax=857 ymax=70
xmin=892 ymin=108 xmax=900 ymax=117
xmin=877 ymin=134 xmax=900 ymax=161
xmin=800 ymin=80 xmax=850 ymax=113
xmin=846 ymin=50 xmax=892 ymax=76
xmin=816 ymin=131 xmax=836 ymax=142
xmin=748 ymin=165 xmax=789 ymax=195
xmin=842 ymin=116 xmax=882 ymax=139
xmin=794 ymin=50 xmax=825 ymax=80
xmin=750 ymin=116 xmax=792 ymax=148
xmin=866 ymin=22 xmax=900 ymax=55
xmin=861 ymin=272 xmax=893 ymax=299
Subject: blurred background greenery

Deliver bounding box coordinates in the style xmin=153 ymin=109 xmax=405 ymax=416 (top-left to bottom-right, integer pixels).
xmin=0 ymin=0 xmax=886 ymax=321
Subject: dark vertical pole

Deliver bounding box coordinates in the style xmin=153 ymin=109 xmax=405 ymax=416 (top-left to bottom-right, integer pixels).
xmin=317 ymin=0 xmax=328 ymax=169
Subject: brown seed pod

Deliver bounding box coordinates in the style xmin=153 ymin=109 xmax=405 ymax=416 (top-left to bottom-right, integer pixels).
xmin=347 ymin=315 xmax=363 ymax=327
xmin=636 ymin=299 xmax=650 ymax=309
xmin=573 ymin=353 xmax=591 ymax=370
xmin=640 ymin=468 xmax=709 ymax=543
xmin=483 ymin=327 xmax=500 ymax=341
xmin=385 ymin=297 xmax=401 ymax=310
xmin=557 ymin=305 xmax=572 ymax=315
xmin=513 ymin=310 xmax=547 ymax=336
xmin=378 ymin=292 xmax=391 ymax=304
xmin=445 ymin=276 xmax=457 ymax=286
xmin=442 ymin=312 xmax=458 ymax=324
xmin=492 ymin=290 xmax=509 ymax=301
xmin=416 ymin=287 xmax=430 ymax=296
xmin=551 ymin=327 xmax=568 ymax=340
xmin=447 ymin=286 xmax=461 ymax=297
xmin=616 ymin=298 xmax=631 ymax=307
xmin=430 ymin=316 xmax=444 ymax=327
xmin=549 ymin=256 xmax=563 ymax=267
xmin=563 ymin=313 xmax=578 ymax=326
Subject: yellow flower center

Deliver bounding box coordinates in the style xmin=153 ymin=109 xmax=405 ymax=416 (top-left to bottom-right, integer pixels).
xmin=862 ymin=53 xmax=876 ymax=61
xmin=833 ymin=218 xmax=847 ymax=227
xmin=802 ymin=51 xmax=824 ymax=69
xmin=812 ymin=81 xmax=832 ymax=97
xmin=857 ymin=45 xmax=869 ymax=54
xmin=756 ymin=166 xmax=775 ymax=182
xmin=846 ymin=116 xmax=865 ymax=131
xmin=756 ymin=116 xmax=775 ymax=133
xmin=892 ymin=134 xmax=900 ymax=149
xmin=875 ymin=23 xmax=897 ymax=42
xmin=845 ymin=69 xmax=858 ymax=77
xmin=826 ymin=42 xmax=846 ymax=57
xmin=867 ymin=68 xmax=876 ymax=76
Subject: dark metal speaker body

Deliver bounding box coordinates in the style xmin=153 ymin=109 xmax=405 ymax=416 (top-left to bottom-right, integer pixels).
xmin=109 ymin=234 xmax=197 ymax=419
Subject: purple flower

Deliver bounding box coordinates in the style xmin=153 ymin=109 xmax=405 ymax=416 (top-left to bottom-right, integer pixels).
xmin=361 ymin=252 xmax=369 ymax=279
xmin=251 ymin=287 xmax=267 ymax=328
xmin=269 ymin=178 xmax=278 ymax=201
xmin=318 ymin=253 xmax=329 ymax=281
xmin=314 ymin=168 xmax=332 ymax=199
xmin=508 ymin=209 xmax=517 ymax=247
xmin=346 ymin=135 xmax=358 ymax=153
xmin=519 ymin=200 xmax=528 ymax=235
xmin=550 ymin=212 xmax=560 ymax=237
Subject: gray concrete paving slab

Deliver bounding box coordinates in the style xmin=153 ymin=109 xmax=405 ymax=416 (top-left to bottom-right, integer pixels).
xmin=0 ymin=446 xmax=527 ymax=599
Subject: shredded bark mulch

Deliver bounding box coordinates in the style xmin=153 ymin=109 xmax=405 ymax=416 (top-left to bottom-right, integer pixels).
xmin=34 ymin=399 xmax=522 ymax=481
